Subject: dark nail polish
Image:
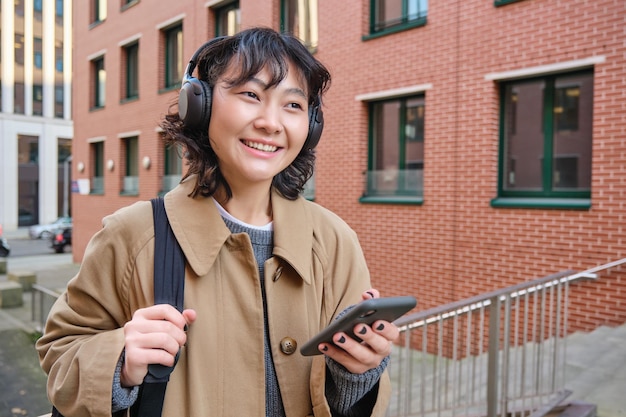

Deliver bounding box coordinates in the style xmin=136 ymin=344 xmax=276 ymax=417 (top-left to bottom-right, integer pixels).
xmin=184 ymin=325 xmax=189 ymax=332
xmin=376 ymin=323 xmax=385 ymax=331
xmin=366 ymin=291 xmax=375 ymax=298
xmin=358 ymin=326 xmax=367 ymax=335
xmin=321 ymin=345 xmax=328 ymax=352
xmin=338 ymin=336 xmax=346 ymax=344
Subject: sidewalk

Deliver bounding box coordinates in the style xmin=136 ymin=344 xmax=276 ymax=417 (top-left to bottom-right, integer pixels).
xmin=0 ymin=252 xmax=79 ymax=417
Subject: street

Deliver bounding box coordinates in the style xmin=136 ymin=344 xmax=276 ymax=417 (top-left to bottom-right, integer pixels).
xmin=5 ymin=236 xmax=69 ymax=257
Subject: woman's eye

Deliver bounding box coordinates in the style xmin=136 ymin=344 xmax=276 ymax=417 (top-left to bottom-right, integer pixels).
xmin=242 ymin=91 xmax=259 ymax=100
xmin=288 ymin=102 xmax=304 ymax=110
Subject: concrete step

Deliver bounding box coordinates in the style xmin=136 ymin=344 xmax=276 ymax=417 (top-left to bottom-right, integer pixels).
xmin=563 ymin=324 xmax=626 ymax=417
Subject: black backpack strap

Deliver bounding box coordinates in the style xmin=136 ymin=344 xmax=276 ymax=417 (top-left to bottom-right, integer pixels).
xmin=130 ymin=197 xmax=186 ymax=417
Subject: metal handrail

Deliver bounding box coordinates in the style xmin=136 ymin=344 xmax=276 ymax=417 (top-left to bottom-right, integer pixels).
xmin=31 ymin=283 xmax=62 ymax=332
xmin=387 ymin=258 xmax=626 ymax=417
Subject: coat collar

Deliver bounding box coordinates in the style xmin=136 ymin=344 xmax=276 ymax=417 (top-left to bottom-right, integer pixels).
xmin=164 ymin=176 xmax=314 ymax=284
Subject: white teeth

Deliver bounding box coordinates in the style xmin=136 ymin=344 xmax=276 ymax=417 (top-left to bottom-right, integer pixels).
xmin=243 ymin=140 xmax=277 ymax=152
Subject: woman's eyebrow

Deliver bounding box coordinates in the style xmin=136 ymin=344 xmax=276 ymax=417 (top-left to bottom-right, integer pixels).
xmin=249 ymin=77 xmax=307 ymax=100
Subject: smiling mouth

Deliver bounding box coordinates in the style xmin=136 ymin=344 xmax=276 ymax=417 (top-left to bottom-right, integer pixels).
xmin=242 ymin=140 xmax=278 ymax=153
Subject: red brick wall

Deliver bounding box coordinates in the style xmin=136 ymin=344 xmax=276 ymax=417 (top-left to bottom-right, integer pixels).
xmin=71 ymin=0 xmax=626 ymax=331
xmin=312 ymin=0 xmax=626 ymax=330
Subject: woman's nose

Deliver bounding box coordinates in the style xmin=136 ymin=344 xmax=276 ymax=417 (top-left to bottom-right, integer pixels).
xmin=254 ymin=105 xmax=283 ymax=134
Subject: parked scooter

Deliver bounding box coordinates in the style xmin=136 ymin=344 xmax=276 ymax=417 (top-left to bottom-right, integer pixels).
xmin=0 ymin=224 xmax=10 ymax=257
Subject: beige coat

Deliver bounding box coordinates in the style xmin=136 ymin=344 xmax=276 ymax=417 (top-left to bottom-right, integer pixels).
xmin=37 ymin=177 xmax=391 ymax=417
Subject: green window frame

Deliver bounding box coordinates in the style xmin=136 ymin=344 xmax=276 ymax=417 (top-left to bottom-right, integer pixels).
xmin=90 ymin=141 xmax=104 ymax=195
xmin=368 ymin=0 xmax=427 ymax=37
xmin=215 ymin=1 xmax=240 ymax=37
xmin=162 ymin=144 xmax=183 ymax=194
xmin=492 ymin=70 xmax=593 ymax=209
xmin=122 ymin=136 xmax=139 ymax=195
xmin=164 ymin=24 xmax=183 ymax=90
xmin=361 ymin=94 xmax=425 ymax=203
xmin=280 ymin=0 xmax=318 ymax=52
xmin=494 ymin=0 xmax=527 ymax=7
xmin=92 ymin=56 xmax=105 ymax=109
xmin=123 ymin=42 xmax=139 ymax=100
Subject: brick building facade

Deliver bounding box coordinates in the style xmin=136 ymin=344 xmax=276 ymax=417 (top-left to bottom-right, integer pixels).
xmin=71 ymin=0 xmax=626 ymax=331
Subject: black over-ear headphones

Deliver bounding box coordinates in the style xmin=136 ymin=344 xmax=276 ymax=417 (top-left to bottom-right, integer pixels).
xmin=178 ymin=36 xmax=324 ymax=150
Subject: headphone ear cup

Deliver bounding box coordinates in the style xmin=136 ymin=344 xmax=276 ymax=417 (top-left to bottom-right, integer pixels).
xmin=305 ymin=104 xmax=324 ymax=149
xmin=178 ymin=77 xmax=212 ymax=131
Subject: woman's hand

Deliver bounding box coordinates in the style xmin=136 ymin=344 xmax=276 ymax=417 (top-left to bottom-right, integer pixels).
xmin=319 ymin=289 xmax=400 ymax=374
xmin=121 ymin=305 xmax=196 ymax=387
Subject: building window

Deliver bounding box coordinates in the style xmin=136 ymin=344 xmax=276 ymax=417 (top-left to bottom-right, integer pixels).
xmin=56 ymin=0 xmax=64 ymax=17
xmin=33 ymin=85 xmax=43 ymax=116
xmin=498 ymin=70 xmax=593 ymax=200
xmin=18 ymin=135 xmax=40 ymax=226
xmin=163 ymin=24 xmax=183 ymax=89
xmin=495 ymin=0 xmax=526 ymax=6
xmin=370 ymin=0 xmax=428 ymax=34
xmin=122 ymin=136 xmax=139 ymax=195
xmin=55 ymin=40 xmax=64 ymax=118
xmin=122 ymin=42 xmax=139 ymax=100
xmin=34 ymin=38 xmax=43 ymax=68
xmin=121 ymin=0 xmax=139 ymax=10
xmin=281 ymin=0 xmax=318 ymax=51
xmin=163 ymin=144 xmax=183 ymax=193
xmin=302 ymin=174 xmax=315 ymax=200
xmin=15 ymin=33 xmax=25 ymax=114
xmin=92 ymin=0 xmax=107 ymax=24
xmin=91 ymin=56 xmax=106 ymax=109
xmin=55 ymin=43 xmax=64 ymax=72
xmin=364 ymin=95 xmax=425 ymax=199
xmin=55 ymin=86 xmax=64 ymax=118
xmin=215 ymin=1 xmax=240 ymax=36
xmin=58 ymin=138 xmax=72 ymax=217
xmin=90 ymin=141 xmax=104 ymax=194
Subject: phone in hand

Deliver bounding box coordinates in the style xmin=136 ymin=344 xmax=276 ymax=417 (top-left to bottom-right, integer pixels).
xmin=299 ymin=295 xmax=417 ymax=356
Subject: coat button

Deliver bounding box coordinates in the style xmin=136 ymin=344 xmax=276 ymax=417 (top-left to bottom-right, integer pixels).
xmin=280 ymin=337 xmax=297 ymax=355
xmin=273 ymin=266 xmax=283 ymax=282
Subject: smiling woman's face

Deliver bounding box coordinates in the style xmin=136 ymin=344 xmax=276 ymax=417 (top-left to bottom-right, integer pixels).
xmin=207 ymin=60 xmax=310 ymax=192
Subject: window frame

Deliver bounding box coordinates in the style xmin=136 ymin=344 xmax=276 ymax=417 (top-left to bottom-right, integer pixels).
xmin=121 ymin=136 xmax=139 ymax=195
xmin=214 ymin=1 xmax=240 ymax=37
xmin=91 ymin=55 xmax=106 ymax=109
xmin=365 ymin=0 xmax=428 ymax=40
xmin=494 ymin=0 xmax=526 ymax=7
xmin=492 ymin=69 xmax=594 ymax=209
xmin=360 ymin=93 xmax=426 ymax=205
xmin=90 ymin=141 xmax=105 ymax=195
xmin=122 ymin=41 xmax=139 ymax=101
xmin=163 ymin=23 xmax=183 ymax=91
xmin=91 ymin=0 xmax=107 ymax=25
xmin=121 ymin=0 xmax=139 ymax=12
xmin=162 ymin=143 xmax=183 ymax=194
xmin=280 ymin=0 xmax=318 ymax=52
xmin=33 ymin=85 xmax=43 ymax=116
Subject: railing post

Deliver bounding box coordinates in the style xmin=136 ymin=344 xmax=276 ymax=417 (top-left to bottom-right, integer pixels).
xmin=487 ymin=295 xmax=500 ymax=417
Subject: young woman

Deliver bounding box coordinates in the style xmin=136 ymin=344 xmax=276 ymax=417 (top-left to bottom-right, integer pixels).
xmin=37 ymin=27 xmax=398 ymax=417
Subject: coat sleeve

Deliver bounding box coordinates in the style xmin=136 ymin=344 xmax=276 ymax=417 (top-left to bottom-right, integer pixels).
xmin=36 ymin=202 xmax=155 ymax=417
xmin=307 ymin=207 xmax=392 ymax=416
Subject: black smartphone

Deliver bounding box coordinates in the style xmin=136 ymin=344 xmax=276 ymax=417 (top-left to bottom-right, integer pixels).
xmin=299 ymin=296 xmax=417 ymax=356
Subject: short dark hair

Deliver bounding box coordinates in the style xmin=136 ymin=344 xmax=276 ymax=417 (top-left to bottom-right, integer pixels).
xmin=160 ymin=27 xmax=331 ymax=200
